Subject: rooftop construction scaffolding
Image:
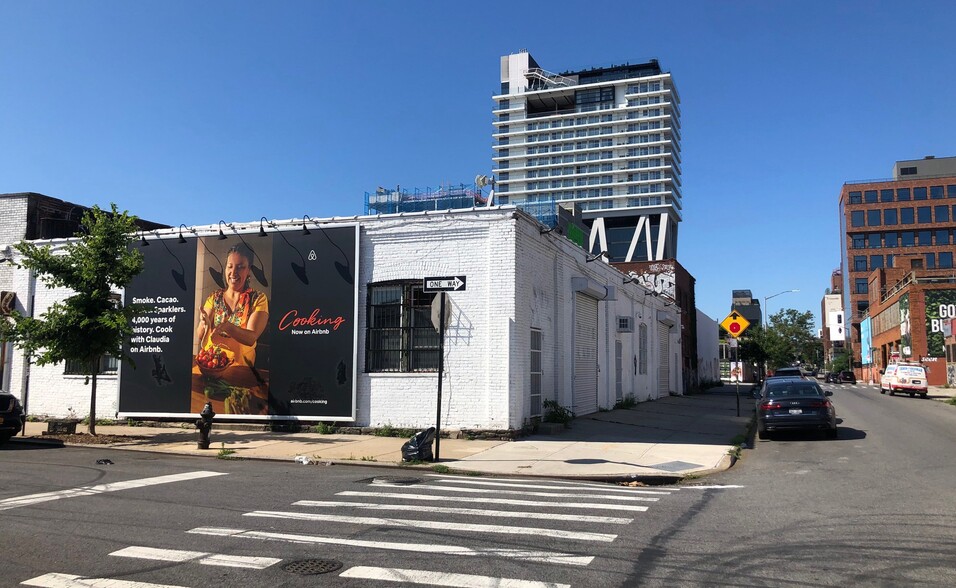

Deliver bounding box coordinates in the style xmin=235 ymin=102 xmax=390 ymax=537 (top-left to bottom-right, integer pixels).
xmin=365 ymin=183 xmax=488 ymax=215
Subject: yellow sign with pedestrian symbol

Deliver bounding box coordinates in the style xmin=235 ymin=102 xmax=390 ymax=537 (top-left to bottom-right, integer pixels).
xmin=721 ymin=311 xmax=750 ymax=338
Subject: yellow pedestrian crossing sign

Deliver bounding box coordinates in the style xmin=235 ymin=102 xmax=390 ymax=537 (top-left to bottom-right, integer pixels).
xmin=721 ymin=311 xmax=750 ymax=338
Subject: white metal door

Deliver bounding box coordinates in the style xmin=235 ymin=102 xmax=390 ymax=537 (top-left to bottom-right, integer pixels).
xmin=658 ymin=322 xmax=670 ymax=396
xmin=574 ymin=293 xmax=599 ymax=415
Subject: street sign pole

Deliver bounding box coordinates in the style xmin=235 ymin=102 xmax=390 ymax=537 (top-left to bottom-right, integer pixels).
xmin=422 ymin=276 xmax=466 ymax=463
xmin=735 ymin=343 xmax=740 ymax=417
xmin=434 ymin=292 xmax=445 ymax=462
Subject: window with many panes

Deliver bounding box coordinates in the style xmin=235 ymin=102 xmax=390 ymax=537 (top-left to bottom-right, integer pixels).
xmin=366 ymin=282 xmax=440 ymax=372
xmin=64 ymin=356 xmax=118 ymax=375
xmin=530 ymin=328 xmax=542 ymax=417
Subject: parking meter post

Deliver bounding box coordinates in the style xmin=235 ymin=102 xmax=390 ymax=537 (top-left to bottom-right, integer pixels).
xmin=434 ymin=293 xmax=445 ymax=462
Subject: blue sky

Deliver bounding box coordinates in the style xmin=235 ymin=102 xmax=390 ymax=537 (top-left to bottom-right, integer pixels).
xmin=2 ymin=1 xmax=955 ymax=327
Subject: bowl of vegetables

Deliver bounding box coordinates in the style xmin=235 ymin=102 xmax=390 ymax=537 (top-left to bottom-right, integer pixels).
xmin=196 ymin=345 xmax=232 ymax=376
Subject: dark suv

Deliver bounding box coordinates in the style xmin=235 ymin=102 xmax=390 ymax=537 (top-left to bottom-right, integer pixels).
xmin=0 ymin=390 xmax=25 ymax=444
xmin=839 ymin=371 xmax=857 ymax=384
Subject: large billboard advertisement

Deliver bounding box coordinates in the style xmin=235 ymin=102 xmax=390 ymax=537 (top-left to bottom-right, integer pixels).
xmin=924 ymin=289 xmax=956 ymax=358
xmin=119 ymin=225 xmax=359 ymax=420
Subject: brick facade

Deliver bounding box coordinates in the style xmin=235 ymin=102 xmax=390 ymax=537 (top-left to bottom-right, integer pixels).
xmin=3 ymin=207 xmax=684 ymax=431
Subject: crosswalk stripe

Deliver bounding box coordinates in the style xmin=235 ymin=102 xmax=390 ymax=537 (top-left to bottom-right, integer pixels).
xmin=21 ymin=572 xmax=187 ymax=587
xmin=338 ymin=491 xmax=650 ymax=511
xmin=293 ymin=500 xmax=633 ymax=524
xmin=109 ymin=546 xmax=281 ymax=569
xmin=0 ymin=472 xmax=227 ymax=512
xmin=243 ymin=510 xmax=618 ymax=542
xmin=187 ymin=527 xmax=594 ymax=566
xmin=340 ymin=566 xmax=571 ymax=588
xmin=424 ymin=474 xmax=663 ymax=491
xmin=373 ymin=483 xmax=659 ymax=501
xmin=427 ymin=477 xmax=673 ymax=495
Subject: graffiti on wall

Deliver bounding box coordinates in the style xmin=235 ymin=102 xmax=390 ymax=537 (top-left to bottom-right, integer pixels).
xmin=633 ymin=263 xmax=676 ymax=298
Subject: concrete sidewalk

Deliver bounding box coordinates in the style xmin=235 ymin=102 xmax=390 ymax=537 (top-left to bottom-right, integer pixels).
xmin=10 ymin=386 xmax=755 ymax=482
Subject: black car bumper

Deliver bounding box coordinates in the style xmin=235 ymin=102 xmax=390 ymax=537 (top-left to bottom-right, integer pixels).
xmin=759 ymin=413 xmax=836 ymax=432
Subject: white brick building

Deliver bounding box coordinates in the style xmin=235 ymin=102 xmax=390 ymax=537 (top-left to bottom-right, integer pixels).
xmin=2 ymin=206 xmax=681 ymax=431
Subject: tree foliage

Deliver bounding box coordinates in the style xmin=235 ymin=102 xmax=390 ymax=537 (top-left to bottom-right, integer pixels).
xmin=0 ymin=204 xmax=144 ymax=434
xmin=736 ymin=307 xmax=823 ymax=374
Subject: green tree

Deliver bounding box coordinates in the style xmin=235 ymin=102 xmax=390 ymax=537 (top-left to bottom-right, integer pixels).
xmin=766 ymin=308 xmax=819 ymax=369
xmin=0 ymin=204 xmax=145 ymax=434
xmin=830 ymin=349 xmax=850 ymax=373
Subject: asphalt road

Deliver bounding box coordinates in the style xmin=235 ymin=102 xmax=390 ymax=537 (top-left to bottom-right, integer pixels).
xmin=627 ymin=382 xmax=956 ymax=587
xmin=2 ymin=382 xmax=954 ymax=587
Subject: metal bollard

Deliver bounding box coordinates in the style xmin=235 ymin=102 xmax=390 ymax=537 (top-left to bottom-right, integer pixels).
xmin=196 ymin=402 xmax=215 ymax=449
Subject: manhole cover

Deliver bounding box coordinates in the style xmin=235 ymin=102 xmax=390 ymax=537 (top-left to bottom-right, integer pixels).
xmin=370 ymin=476 xmax=422 ymax=486
xmin=283 ymin=559 xmax=343 ymax=575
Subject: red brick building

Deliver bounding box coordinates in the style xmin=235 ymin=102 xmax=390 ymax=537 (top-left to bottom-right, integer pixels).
xmin=839 ymin=156 xmax=956 ymax=378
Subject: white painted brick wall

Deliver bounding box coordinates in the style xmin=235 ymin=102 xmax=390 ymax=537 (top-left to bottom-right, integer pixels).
xmin=6 ymin=207 xmax=682 ymax=428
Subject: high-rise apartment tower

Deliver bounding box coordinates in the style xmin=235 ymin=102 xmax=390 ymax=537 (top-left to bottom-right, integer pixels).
xmin=492 ymin=50 xmax=682 ymax=262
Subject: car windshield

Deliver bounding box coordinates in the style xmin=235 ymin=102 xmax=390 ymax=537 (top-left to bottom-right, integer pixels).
xmin=766 ymin=382 xmax=824 ymax=397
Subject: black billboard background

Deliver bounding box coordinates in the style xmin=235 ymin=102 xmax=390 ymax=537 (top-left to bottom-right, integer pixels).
xmin=120 ymin=238 xmax=198 ymax=413
xmin=268 ymin=226 xmax=357 ymax=418
xmin=119 ymin=225 xmax=358 ymax=419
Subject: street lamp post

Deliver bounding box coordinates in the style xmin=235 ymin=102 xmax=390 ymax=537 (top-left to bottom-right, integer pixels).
xmin=763 ymin=289 xmax=800 ymax=329
xmin=762 ymin=289 xmax=799 ymax=379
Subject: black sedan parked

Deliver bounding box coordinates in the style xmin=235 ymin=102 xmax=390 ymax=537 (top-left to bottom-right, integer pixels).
xmin=754 ymin=377 xmax=837 ymax=440
xmin=0 ymin=389 xmax=25 ymax=444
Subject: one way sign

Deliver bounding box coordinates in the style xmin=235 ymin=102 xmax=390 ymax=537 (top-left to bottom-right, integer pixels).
xmin=423 ymin=276 xmax=467 ymax=292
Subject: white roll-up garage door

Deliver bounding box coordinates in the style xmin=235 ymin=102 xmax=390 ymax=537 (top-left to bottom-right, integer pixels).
xmin=658 ymin=322 xmax=670 ymax=396
xmin=574 ymin=292 xmax=599 ymax=416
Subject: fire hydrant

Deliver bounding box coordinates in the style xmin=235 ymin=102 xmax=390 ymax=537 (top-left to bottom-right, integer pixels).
xmin=196 ymin=402 xmax=215 ymax=449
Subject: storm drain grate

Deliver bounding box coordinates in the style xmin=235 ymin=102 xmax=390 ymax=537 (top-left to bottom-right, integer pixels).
xmin=283 ymin=559 xmax=343 ymax=575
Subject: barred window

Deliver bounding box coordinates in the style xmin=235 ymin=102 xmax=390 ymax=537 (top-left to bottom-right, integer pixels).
xmin=64 ymin=355 xmax=118 ymax=375
xmin=366 ymin=282 xmax=439 ymax=372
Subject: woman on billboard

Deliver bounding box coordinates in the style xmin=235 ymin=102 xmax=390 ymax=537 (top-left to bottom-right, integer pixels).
xmin=195 ymin=243 xmax=270 ymax=369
